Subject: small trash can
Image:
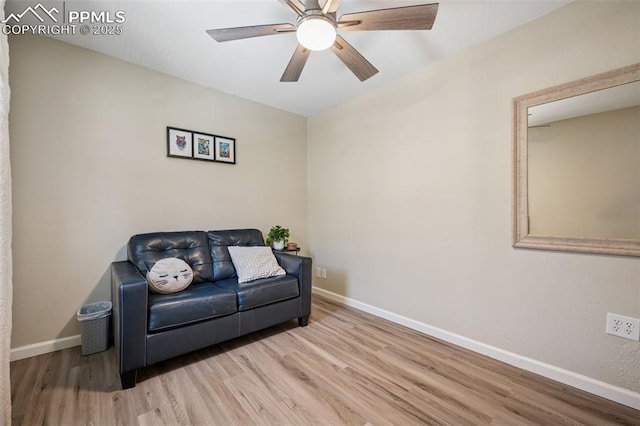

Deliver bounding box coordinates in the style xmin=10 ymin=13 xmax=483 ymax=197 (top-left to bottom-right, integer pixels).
xmin=76 ymin=301 xmax=112 ymax=355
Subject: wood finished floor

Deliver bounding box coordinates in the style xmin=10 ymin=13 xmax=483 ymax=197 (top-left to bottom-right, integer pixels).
xmin=11 ymin=296 xmax=640 ymax=425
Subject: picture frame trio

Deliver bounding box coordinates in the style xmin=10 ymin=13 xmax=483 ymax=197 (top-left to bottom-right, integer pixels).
xmin=167 ymin=126 xmax=236 ymax=164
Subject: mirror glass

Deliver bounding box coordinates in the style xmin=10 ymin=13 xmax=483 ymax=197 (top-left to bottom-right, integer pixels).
xmin=513 ymin=64 xmax=640 ymax=256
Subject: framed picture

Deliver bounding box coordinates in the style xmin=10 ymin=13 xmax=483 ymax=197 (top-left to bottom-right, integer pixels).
xmin=215 ymin=136 xmax=236 ymax=164
xmin=167 ymin=127 xmax=193 ymax=158
xmin=192 ymin=132 xmax=215 ymax=161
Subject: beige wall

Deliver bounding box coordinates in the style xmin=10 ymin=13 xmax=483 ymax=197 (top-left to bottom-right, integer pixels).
xmin=529 ymin=106 xmax=640 ymax=239
xmin=307 ymin=1 xmax=640 ymax=393
xmin=9 ymin=35 xmax=307 ymax=348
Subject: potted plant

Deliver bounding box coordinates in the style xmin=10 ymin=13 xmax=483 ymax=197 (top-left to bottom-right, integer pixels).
xmin=266 ymin=225 xmax=290 ymax=250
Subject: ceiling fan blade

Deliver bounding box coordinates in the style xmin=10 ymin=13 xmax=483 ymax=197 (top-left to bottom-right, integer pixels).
xmin=338 ymin=3 xmax=439 ymax=31
xmin=331 ymin=35 xmax=378 ymax=82
xmin=206 ymin=23 xmax=295 ymax=42
xmin=319 ymin=0 xmax=341 ymax=14
xmin=281 ymin=44 xmax=312 ymax=82
xmin=283 ymin=0 xmax=306 ymax=16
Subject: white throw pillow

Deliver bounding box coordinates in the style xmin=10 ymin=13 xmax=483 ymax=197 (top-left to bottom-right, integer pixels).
xmin=227 ymin=246 xmax=286 ymax=283
xmin=146 ymin=258 xmax=194 ymax=294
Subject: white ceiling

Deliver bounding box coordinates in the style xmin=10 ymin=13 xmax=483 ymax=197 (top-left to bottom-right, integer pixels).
xmin=6 ymin=0 xmax=571 ymax=116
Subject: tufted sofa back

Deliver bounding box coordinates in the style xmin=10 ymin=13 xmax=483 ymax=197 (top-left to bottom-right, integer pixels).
xmin=207 ymin=229 xmax=265 ymax=280
xmin=128 ymin=231 xmax=214 ymax=285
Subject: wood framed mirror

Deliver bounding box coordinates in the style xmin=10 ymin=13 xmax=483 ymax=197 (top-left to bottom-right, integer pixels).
xmin=513 ymin=63 xmax=640 ymax=256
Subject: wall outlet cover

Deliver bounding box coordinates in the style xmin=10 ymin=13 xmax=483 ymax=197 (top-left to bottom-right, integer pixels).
xmin=606 ymin=313 xmax=640 ymax=341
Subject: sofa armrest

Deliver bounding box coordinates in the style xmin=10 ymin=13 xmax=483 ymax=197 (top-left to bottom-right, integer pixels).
xmin=111 ymin=261 xmax=148 ymax=374
xmin=274 ymin=253 xmax=312 ymax=317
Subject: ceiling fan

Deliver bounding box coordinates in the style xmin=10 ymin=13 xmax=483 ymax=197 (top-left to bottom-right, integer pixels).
xmin=206 ymin=0 xmax=439 ymax=82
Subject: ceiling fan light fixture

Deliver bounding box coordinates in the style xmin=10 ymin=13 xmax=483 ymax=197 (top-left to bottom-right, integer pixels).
xmin=296 ymin=14 xmax=336 ymax=51
xmin=206 ymin=3 xmax=439 ymax=82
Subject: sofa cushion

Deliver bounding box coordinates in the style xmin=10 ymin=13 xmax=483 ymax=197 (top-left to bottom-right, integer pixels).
xmin=148 ymin=282 xmax=237 ymax=332
xmin=146 ymin=257 xmax=194 ymax=294
xmin=129 ymin=231 xmax=213 ymax=284
xmin=215 ymin=275 xmax=299 ymax=311
xmin=227 ymin=246 xmax=285 ymax=283
xmin=207 ymin=229 xmax=265 ymax=280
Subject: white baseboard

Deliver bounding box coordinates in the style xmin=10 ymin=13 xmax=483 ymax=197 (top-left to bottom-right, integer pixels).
xmin=10 ymin=335 xmax=81 ymax=362
xmin=313 ymin=286 xmax=640 ymax=410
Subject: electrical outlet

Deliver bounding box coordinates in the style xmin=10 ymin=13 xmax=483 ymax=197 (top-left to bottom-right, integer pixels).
xmin=606 ymin=313 xmax=640 ymax=341
xmin=315 ymin=267 xmax=322 ymax=278
xmin=321 ymin=268 xmax=327 ymax=279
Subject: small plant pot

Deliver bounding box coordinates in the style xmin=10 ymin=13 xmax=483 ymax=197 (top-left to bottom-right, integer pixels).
xmin=273 ymin=241 xmax=285 ymax=250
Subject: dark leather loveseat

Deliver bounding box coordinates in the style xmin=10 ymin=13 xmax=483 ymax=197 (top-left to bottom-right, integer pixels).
xmin=110 ymin=229 xmax=312 ymax=389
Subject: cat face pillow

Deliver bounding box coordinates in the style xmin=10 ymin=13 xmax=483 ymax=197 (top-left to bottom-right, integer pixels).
xmin=146 ymin=258 xmax=193 ymax=294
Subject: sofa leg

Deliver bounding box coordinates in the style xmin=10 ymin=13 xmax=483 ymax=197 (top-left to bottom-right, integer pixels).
xmin=120 ymin=370 xmax=137 ymax=390
xmin=298 ymin=315 xmax=309 ymax=327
